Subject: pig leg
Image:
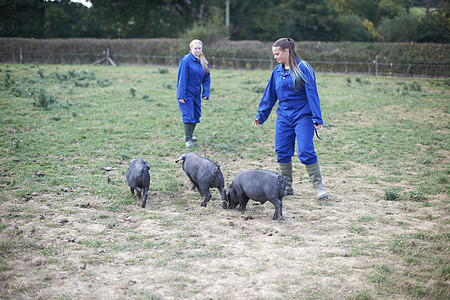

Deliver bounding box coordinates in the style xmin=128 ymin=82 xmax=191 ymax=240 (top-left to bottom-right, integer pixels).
xmin=196 ymin=187 xmax=204 ymax=197
xmin=218 ymin=187 xmax=227 ymax=208
xmin=198 ymin=186 xmax=211 ymax=207
xmin=200 ymin=190 xmax=211 ymax=207
xmin=271 ymin=199 xmax=283 ymax=221
xmin=186 ymin=175 xmax=198 ymax=191
xmin=135 ymin=186 xmax=142 ymax=198
xmin=129 ymin=186 xmax=135 ymax=194
xmin=238 ymin=195 xmax=249 ymax=212
xmin=188 ymin=180 xmax=202 ymax=195
xmin=141 ymin=187 xmax=149 ymax=208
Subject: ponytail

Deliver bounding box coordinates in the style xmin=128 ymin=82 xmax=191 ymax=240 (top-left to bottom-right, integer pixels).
xmin=273 ymin=38 xmax=312 ymax=89
xmin=199 ymin=53 xmax=210 ymax=74
xmin=190 ymin=39 xmax=210 ymax=74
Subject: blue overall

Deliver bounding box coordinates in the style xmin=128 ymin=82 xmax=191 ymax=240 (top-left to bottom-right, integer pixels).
xmin=255 ymin=59 xmax=323 ymax=165
xmin=176 ymin=52 xmax=210 ymax=123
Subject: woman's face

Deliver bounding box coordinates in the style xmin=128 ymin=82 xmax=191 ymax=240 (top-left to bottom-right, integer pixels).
xmin=191 ymin=43 xmax=203 ymax=58
xmin=272 ymin=47 xmax=289 ymax=65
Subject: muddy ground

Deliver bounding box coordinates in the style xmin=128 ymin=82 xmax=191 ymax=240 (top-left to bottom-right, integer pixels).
xmin=0 ymin=155 xmax=447 ymax=299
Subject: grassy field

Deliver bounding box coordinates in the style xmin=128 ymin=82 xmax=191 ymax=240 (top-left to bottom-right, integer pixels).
xmin=0 ymin=63 xmax=448 ymax=299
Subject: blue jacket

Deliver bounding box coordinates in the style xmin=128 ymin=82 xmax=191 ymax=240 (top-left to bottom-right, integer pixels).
xmin=255 ymin=59 xmax=323 ymax=125
xmin=177 ymin=52 xmax=210 ymax=100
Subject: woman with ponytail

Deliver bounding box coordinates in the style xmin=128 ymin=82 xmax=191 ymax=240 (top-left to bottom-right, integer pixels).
xmin=253 ymin=38 xmax=328 ymax=200
xmin=177 ymin=39 xmax=211 ymax=148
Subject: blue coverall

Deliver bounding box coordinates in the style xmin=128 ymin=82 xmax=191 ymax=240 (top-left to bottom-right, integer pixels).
xmin=255 ymin=59 xmax=323 ymax=165
xmin=176 ymin=52 xmax=210 ymax=123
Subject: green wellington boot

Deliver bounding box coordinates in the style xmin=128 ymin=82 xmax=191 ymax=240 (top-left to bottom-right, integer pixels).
xmin=184 ymin=123 xmax=197 ymax=142
xmin=279 ymin=162 xmax=294 ymax=196
xmin=305 ymin=162 xmax=329 ymax=200
xmin=183 ymin=123 xmax=195 ymax=148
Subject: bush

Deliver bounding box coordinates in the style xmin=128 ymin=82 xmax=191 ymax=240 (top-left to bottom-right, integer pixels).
xmin=97 ymin=78 xmax=111 ymax=87
xmin=378 ymin=15 xmax=420 ymax=42
xmin=417 ymin=12 xmax=450 ymax=43
xmin=179 ymin=24 xmax=227 ymax=50
xmin=336 ymin=14 xmax=372 ymax=42
xmin=408 ymin=191 xmax=425 ymax=202
xmin=157 ymin=68 xmax=169 ymax=74
xmin=384 ymin=187 xmax=400 ymax=201
xmin=0 ymin=38 xmax=448 ymax=76
xmin=128 ymin=88 xmax=136 ymax=98
xmin=32 ymin=88 xmax=57 ymax=110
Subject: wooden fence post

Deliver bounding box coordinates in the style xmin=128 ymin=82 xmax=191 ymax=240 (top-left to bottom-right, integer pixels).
xmin=375 ymin=55 xmax=378 ymax=76
xmin=91 ymin=48 xmax=116 ymax=66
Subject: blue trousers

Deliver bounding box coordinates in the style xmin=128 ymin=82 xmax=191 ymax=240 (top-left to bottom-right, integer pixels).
xmin=275 ymin=114 xmax=318 ymax=165
xmin=178 ymin=96 xmax=201 ymax=123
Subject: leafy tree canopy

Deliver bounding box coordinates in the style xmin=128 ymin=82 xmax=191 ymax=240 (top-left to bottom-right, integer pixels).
xmin=0 ymin=0 xmax=448 ymax=43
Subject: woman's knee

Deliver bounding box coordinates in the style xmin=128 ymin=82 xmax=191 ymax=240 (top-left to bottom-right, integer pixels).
xmin=276 ymin=152 xmax=292 ymax=163
xmin=297 ymin=148 xmax=317 ymax=165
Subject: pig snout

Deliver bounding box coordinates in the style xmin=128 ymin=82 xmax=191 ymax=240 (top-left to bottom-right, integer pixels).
xmin=224 ymin=188 xmax=233 ymax=209
xmin=175 ymin=154 xmax=187 ymax=164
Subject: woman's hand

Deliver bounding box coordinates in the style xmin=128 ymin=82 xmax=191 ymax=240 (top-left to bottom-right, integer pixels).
xmin=253 ymin=119 xmax=262 ymax=127
xmin=314 ymin=122 xmax=323 ymax=129
xmin=178 ymin=98 xmax=186 ymax=103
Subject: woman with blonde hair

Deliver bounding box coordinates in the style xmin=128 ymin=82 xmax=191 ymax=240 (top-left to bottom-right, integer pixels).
xmin=177 ymin=39 xmax=210 ymax=148
xmin=253 ymin=38 xmax=328 ymax=200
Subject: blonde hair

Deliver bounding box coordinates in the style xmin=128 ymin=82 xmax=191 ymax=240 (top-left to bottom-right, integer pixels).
xmin=190 ymin=39 xmax=210 ymax=74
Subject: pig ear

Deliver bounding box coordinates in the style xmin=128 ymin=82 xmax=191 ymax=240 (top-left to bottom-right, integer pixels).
xmin=143 ymin=160 xmax=150 ymax=169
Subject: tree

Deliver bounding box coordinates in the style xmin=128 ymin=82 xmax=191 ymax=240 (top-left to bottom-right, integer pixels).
xmin=378 ymin=0 xmax=410 ymax=18
xmin=335 ymin=14 xmax=372 ymax=41
xmin=378 ymin=14 xmax=420 ymax=41
xmin=269 ymin=0 xmax=345 ymax=41
xmin=0 ymin=0 xmax=46 ymax=37
xmin=417 ymin=1 xmax=450 ymax=42
xmin=0 ymin=0 xmax=448 ymax=43
xmin=89 ymin=0 xmax=212 ymax=38
xmin=44 ymin=0 xmax=71 ymax=38
xmin=228 ymin=0 xmax=277 ymax=41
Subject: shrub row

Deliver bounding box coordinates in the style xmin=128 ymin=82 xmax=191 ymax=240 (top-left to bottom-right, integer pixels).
xmin=0 ymin=38 xmax=448 ymax=76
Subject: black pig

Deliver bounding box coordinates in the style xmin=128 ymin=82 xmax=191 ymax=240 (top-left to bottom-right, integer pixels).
xmin=175 ymin=153 xmax=226 ymax=208
xmin=126 ymin=158 xmax=150 ymax=208
xmin=226 ymin=170 xmax=286 ymax=221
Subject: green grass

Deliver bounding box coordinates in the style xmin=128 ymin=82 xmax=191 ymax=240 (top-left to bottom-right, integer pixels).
xmin=0 ymin=64 xmax=449 ymax=299
xmin=1 ymin=65 xmax=448 ymax=199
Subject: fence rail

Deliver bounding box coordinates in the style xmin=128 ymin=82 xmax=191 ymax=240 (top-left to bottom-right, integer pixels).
xmin=1 ymin=50 xmax=448 ymax=78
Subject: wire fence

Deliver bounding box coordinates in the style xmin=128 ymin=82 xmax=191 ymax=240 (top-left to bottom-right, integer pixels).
xmin=1 ymin=49 xmax=448 ymax=78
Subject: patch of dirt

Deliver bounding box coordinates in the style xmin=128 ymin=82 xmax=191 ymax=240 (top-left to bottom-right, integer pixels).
xmin=0 ymin=155 xmax=448 ymax=299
